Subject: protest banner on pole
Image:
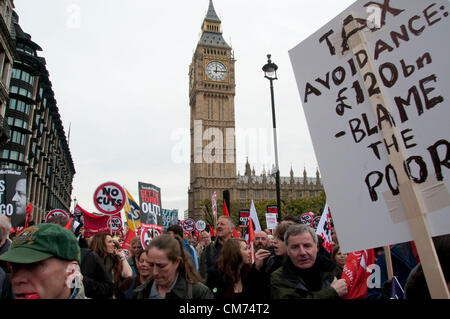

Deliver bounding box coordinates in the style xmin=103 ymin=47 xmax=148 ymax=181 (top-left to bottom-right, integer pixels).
xmin=265 ymin=213 xmax=278 ymax=230
xmin=195 ymin=219 xmax=206 ymax=232
xmin=139 ymin=223 xmax=164 ymax=250
xmin=93 ymin=182 xmax=126 ymax=215
xmin=162 ymin=209 xmax=179 ymax=231
xmin=45 ymin=209 xmax=70 ymax=223
xmin=0 ymin=168 xmax=27 ymax=228
xmin=289 ymin=0 xmax=450 ymax=298
xmin=239 ymin=210 xmax=250 ymax=238
xmin=182 ymin=218 xmax=195 ymax=232
xmin=123 ymin=187 xmax=141 ymax=233
xmin=138 ymin=182 xmax=162 ymax=226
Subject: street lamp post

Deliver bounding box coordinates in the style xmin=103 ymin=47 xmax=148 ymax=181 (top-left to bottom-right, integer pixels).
xmin=262 ymin=54 xmax=281 ymax=223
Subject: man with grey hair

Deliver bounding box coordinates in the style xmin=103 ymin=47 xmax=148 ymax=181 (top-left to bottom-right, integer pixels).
xmin=199 ymin=215 xmax=235 ymax=280
xmin=0 ymin=215 xmax=12 ymax=298
xmin=0 ymin=214 xmax=12 ymax=268
xmin=270 ymin=224 xmax=347 ymax=299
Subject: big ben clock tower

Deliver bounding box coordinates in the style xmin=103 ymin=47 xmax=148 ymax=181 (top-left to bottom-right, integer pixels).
xmin=188 ymin=0 xmax=237 ymax=219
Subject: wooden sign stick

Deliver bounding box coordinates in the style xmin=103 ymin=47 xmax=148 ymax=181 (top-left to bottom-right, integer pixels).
xmin=345 ymin=18 xmax=449 ymax=298
xmin=383 ymin=246 xmax=394 ymax=280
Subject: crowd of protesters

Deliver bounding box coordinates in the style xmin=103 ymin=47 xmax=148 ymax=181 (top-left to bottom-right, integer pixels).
xmin=0 ymin=213 xmax=449 ymax=300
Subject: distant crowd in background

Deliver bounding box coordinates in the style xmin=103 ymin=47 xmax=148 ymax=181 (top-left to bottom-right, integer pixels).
xmin=0 ymin=213 xmax=449 ymax=299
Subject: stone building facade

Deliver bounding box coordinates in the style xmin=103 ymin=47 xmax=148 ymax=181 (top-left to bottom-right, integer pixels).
xmin=0 ymin=0 xmax=16 ymax=145
xmin=0 ymin=11 xmax=75 ymax=223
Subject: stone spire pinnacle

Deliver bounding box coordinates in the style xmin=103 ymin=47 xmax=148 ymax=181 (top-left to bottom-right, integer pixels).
xmin=205 ymin=0 xmax=221 ymax=23
xmin=199 ymin=0 xmax=230 ymax=48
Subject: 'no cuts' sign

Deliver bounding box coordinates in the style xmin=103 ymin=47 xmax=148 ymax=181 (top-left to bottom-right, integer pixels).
xmin=139 ymin=223 xmax=164 ymax=249
xmin=289 ymin=0 xmax=450 ymax=252
xmin=45 ymin=209 xmax=70 ymax=222
xmin=93 ymin=182 xmax=126 ymax=215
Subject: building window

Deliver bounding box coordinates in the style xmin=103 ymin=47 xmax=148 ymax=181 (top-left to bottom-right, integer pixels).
xmin=18 ymin=87 xmax=32 ymax=98
xmin=1 ymin=149 xmax=9 ymax=159
xmin=11 ymin=131 xmax=26 ymax=146
xmin=240 ymin=190 xmax=246 ymax=199
xmin=10 ymin=151 xmax=18 ymax=161
xmin=254 ymin=190 xmax=260 ymax=199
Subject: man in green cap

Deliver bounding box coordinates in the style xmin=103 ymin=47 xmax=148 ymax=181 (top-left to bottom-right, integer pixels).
xmin=0 ymin=223 xmax=87 ymax=299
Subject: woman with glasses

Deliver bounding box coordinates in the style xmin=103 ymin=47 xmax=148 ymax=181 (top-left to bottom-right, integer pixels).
xmin=133 ymin=234 xmax=213 ymax=299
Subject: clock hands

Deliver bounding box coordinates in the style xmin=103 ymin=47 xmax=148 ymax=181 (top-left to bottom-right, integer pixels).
xmin=214 ymin=64 xmax=226 ymax=74
xmin=207 ymin=62 xmax=226 ymax=80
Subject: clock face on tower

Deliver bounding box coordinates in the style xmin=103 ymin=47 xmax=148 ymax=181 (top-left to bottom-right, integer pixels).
xmin=206 ymin=61 xmax=227 ymax=81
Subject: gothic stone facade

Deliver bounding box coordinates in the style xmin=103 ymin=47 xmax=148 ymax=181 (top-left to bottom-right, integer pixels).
xmin=188 ymin=1 xmax=323 ymax=220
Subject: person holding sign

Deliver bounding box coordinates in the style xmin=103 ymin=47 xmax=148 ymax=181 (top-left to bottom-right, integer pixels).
xmin=89 ymin=233 xmax=133 ymax=299
xmin=133 ymin=234 xmax=213 ymax=299
xmin=270 ymin=224 xmax=347 ymax=299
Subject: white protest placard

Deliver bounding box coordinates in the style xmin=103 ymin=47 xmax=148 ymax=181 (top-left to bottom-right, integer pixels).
xmin=196 ymin=220 xmax=206 ymax=232
xmin=45 ymin=209 xmax=70 ymax=222
xmin=93 ymin=182 xmax=126 ymax=215
xmin=183 ymin=218 xmax=195 ymax=232
xmin=265 ymin=213 xmax=278 ymax=230
xmin=289 ymin=0 xmax=450 ymax=253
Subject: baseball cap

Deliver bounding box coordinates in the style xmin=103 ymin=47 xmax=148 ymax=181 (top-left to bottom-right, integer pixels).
xmin=0 ymin=223 xmax=80 ymax=264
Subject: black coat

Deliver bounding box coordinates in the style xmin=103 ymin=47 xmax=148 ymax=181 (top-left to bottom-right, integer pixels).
xmin=80 ymin=248 xmax=114 ymax=299
xmin=206 ymin=265 xmax=266 ymax=300
xmin=133 ymin=274 xmax=213 ymax=299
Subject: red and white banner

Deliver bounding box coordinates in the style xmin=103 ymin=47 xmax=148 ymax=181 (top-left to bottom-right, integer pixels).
xmin=212 ymin=191 xmax=217 ymax=217
xmin=315 ymin=204 xmax=334 ymax=254
xmin=77 ymin=203 xmax=120 ymax=238
xmin=139 ymin=223 xmax=164 ymax=250
xmin=121 ymin=229 xmax=137 ymax=258
xmin=45 ymin=209 xmax=70 ymax=222
xmin=342 ymin=249 xmax=375 ymax=299
xmin=109 ymin=215 xmax=123 ymax=233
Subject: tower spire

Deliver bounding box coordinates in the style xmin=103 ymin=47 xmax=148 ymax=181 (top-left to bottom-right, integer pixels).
xmin=205 ymin=0 xmax=221 ymax=23
xmin=199 ymin=0 xmax=230 ymax=48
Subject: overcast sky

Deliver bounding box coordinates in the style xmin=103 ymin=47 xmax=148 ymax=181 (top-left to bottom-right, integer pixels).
xmin=13 ymin=0 xmax=355 ymax=217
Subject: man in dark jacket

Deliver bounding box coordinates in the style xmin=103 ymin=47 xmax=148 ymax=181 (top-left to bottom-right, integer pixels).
xmin=199 ymin=216 xmax=234 ymax=280
xmin=48 ymin=215 xmax=113 ymax=298
xmin=271 ymin=224 xmax=347 ymax=299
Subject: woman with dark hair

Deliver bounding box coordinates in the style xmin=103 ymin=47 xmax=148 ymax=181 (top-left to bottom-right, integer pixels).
xmin=133 ymin=234 xmax=213 ymax=299
xmin=123 ymin=249 xmax=153 ymax=299
xmin=331 ymin=245 xmax=348 ymax=272
xmin=89 ymin=233 xmax=133 ymax=298
xmin=206 ymin=238 xmax=263 ymax=299
xmin=135 ymin=250 xmax=152 ymax=287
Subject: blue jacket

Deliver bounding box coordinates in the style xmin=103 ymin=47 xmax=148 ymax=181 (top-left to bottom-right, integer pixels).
xmin=366 ymin=242 xmax=417 ymax=299
xmin=183 ymin=240 xmax=199 ymax=271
